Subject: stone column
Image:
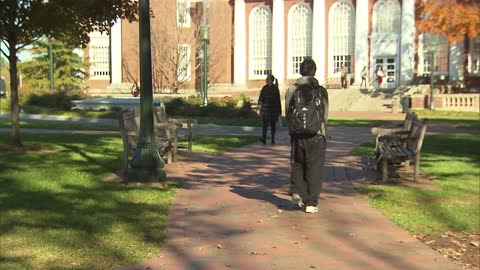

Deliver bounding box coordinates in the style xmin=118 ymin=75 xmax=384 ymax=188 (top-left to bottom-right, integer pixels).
xmin=355 ymin=0 xmax=369 ymax=85
xmin=234 ymin=0 xmax=247 ymax=85
xmin=400 ymin=0 xmax=415 ymax=83
xmin=272 ymin=0 xmax=285 ymax=84
xmin=312 ymin=0 xmax=326 ymax=83
xmin=110 ymin=18 xmax=123 ymax=84
xmin=449 ymin=43 xmax=464 ymax=82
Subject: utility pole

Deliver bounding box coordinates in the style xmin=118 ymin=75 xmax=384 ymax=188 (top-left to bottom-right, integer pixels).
xmin=128 ymin=0 xmax=167 ymax=183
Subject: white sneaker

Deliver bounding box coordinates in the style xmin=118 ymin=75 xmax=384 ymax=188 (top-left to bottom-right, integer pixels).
xmin=305 ymin=206 xmax=318 ymax=213
xmin=291 ymin=193 xmax=304 ymax=207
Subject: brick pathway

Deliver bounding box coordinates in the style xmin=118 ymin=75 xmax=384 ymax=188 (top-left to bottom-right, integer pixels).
xmin=118 ymin=127 xmax=462 ymax=270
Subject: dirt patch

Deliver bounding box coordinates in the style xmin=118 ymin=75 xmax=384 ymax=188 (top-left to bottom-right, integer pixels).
xmin=417 ymin=232 xmax=480 ymax=270
xmin=0 ymin=144 xmax=55 ymax=153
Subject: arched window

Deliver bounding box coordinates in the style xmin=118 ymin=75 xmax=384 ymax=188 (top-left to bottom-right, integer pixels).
xmin=329 ymin=1 xmax=355 ymax=75
xmin=288 ymin=3 xmax=312 ymax=76
xmin=249 ymin=5 xmax=272 ymax=78
xmin=373 ymin=0 xmax=401 ymax=34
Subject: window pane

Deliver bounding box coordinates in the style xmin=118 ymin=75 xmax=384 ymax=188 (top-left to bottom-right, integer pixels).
xmin=373 ymin=0 xmax=401 ymax=34
xmin=251 ymin=6 xmax=272 ymax=76
xmin=331 ymin=2 xmax=354 ymax=74
xmin=290 ymin=4 xmax=312 ymax=75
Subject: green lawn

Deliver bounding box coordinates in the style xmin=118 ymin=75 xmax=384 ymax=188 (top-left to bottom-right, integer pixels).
xmin=0 ymin=133 xmax=257 ymax=269
xmin=412 ymin=109 xmax=480 ymax=129
xmin=0 ymin=120 xmax=118 ymax=131
xmin=353 ymin=134 xmax=480 ymax=235
xmin=179 ymin=134 xmax=258 ymax=153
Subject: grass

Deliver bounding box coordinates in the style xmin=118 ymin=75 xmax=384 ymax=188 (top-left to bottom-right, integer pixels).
xmin=353 ymin=134 xmax=480 ymax=235
xmin=23 ymin=105 xmax=122 ymax=119
xmin=195 ymin=117 xmax=261 ymax=126
xmin=0 ymin=120 xmax=118 ymax=131
xmin=0 ymin=132 xmax=257 ymax=269
xmin=412 ymin=109 xmax=480 ymax=129
xmin=412 ymin=109 xmax=479 ymax=119
xmin=179 ymin=134 xmax=258 ymax=153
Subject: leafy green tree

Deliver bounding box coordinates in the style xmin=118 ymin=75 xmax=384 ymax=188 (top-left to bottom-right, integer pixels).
xmin=19 ymin=39 xmax=89 ymax=91
xmin=0 ymin=0 xmax=137 ymax=147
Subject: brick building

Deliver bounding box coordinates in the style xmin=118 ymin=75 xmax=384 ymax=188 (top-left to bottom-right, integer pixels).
xmin=85 ymin=0 xmax=480 ymax=93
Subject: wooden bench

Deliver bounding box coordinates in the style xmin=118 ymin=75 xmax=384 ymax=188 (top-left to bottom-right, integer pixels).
xmin=371 ymin=112 xmax=417 ymax=137
xmin=153 ymin=104 xmax=197 ymax=161
xmin=372 ymin=112 xmax=418 ymax=155
xmin=375 ymin=117 xmax=429 ymax=182
xmin=118 ymin=111 xmax=176 ymax=175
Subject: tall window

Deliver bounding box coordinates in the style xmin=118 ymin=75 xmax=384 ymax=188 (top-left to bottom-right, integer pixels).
xmin=288 ymin=3 xmax=312 ymax=76
xmin=89 ymin=33 xmax=110 ymax=78
xmin=177 ymin=44 xmax=191 ymax=81
xmin=330 ymin=1 xmax=355 ymax=74
xmin=373 ymin=0 xmax=401 ymax=34
xmin=421 ymin=33 xmax=449 ymax=74
xmin=177 ymin=0 xmax=190 ymax=28
xmin=471 ymin=36 xmax=480 ymax=74
xmin=249 ymin=6 xmax=272 ymax=77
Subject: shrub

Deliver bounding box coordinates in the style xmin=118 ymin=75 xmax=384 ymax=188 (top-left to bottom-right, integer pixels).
xmin=21 ymin=89 xmax=88 ymax=112
xmin=164 ymin=96 xmax=257 ymax=118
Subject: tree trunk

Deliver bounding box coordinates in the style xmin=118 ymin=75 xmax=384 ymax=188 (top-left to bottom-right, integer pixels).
xmin=8 ymin=38 xmax=22 ymax=147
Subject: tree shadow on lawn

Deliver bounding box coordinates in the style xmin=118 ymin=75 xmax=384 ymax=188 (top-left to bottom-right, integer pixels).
xmin=0 ymin=133 xmax=178 ymax=269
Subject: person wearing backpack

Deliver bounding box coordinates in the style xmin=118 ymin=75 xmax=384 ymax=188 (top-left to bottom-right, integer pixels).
xmin=285 ymin=58 xmax=329 ymax=214
xmin=258 ymin=74 xmax=282 ymax=144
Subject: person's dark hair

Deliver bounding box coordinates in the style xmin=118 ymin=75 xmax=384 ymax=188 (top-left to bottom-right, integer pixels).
xmin=299 ymin=57 xmax=316 ymax=76
xmin=266 ymin=74 xmax=279 ymax=85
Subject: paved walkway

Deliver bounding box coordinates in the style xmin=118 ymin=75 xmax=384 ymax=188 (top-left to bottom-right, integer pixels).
xmin=1 ymin=112 xmax=474 ymax=269
xmin=118 ymin=127 xmax=462 ymax=270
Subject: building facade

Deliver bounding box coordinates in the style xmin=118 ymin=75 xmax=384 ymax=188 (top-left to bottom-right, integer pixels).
xmin=85 ymin=0 xmax=480 ymax=92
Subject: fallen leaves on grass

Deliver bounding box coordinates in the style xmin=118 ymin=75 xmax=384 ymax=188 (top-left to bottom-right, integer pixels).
xmin=419 ymin=231 xmax=480 ymax=270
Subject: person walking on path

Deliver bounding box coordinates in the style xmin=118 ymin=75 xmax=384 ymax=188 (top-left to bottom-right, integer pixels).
xmin=376 ymin=65 xmax=385 ymax=89
xmin=0 ymin=75 xmax=6 ymax=97
xmin=360 ymin=66 xmax=367 ymax=89
xmin=285 ymin=58 xmax=329 ymax=213
xmin=340 ymin=63 xmax=348 ymax=89
xmin=258 ymin=74 xmax=282 ymax=145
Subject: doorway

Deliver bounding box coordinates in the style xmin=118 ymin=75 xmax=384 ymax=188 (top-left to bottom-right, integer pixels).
xmin=374 ymin=56 xmax=398 ymax=89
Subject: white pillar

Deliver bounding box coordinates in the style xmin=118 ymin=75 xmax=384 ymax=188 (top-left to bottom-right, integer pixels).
xmin=110 ymin=18 xmax=122 ymax=84
xmin=272 ymin=0 xmax=285 ymax=84
xmin=234 ymin=0 xmax=247 ymax=85
xmin=400 ymin=0 xmax=415 ymax=83
xmin=312 ymin=0 xmax=326 ymax=83
xmin=355 ymin=0 xmax=369 ymax=85
xmin=449 ymin=43 xmax=464 ymax=82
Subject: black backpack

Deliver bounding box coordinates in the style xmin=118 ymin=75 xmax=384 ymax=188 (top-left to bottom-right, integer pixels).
xmin=287 ymin=84 xmax=324 ymax=137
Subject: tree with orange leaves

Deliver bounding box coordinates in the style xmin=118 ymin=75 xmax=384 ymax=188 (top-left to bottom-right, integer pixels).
xmin=416 ymin=0 xmax=480 ymax=85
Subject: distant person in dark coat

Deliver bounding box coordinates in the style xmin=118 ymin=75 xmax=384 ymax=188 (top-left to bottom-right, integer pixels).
xmin=258 ymin=74 xmax=282 ymax=144
xmin=0 ymin=76 xmax=6 ymax=97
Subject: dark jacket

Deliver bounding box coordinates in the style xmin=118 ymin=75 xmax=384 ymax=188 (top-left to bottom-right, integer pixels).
xmin=258 ymin=84 xmax=282 ymax=120
xmin=285 ymin=76 xmax=329 ymax=136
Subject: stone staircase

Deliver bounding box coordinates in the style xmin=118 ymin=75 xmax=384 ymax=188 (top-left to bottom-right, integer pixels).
xmin=328 ymin=87 xmax=409 ymax=112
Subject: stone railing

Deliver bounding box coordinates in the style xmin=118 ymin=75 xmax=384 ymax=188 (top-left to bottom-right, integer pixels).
xmin=441 ymin=94 xmax=479 ymax=112
xmin=410 ymin=93 xmax=480 ymax=112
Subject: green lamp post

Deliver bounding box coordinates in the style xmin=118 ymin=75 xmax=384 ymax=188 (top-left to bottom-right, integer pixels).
xmin=429 ymin=38 xmax=438 ymax=111
xmin=128 ymin=0 xmax=166 ymax=183
xmin=202 ymin=25 xmax=209 ymax=106
xmin=49 ymin=39 xmax=54 ymax=90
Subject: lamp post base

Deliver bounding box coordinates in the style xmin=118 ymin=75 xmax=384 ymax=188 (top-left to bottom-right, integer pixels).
xmin=128 ymin=143 xmax=167 ymax=183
